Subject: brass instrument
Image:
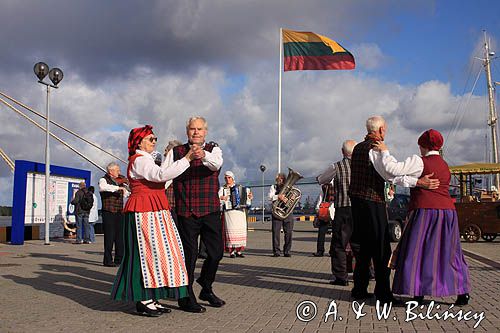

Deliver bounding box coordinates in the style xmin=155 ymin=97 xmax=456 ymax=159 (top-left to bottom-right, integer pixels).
xmin=272 ymin=168 xmax=303 ymax=219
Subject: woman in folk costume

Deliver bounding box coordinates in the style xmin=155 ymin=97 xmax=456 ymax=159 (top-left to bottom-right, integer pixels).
xmin=219 ymin=171 xmax=252 ymax=258
xmin=372 ymin=129 xmax=470 ymax=305
xmin=111 ymin=125 xmax=194 ymax=317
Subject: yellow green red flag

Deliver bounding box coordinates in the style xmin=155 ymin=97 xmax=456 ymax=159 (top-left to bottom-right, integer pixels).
xmin=283 ymin=29 xmax=355 ymax=71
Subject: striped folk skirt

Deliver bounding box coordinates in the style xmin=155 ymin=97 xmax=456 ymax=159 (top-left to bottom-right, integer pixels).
xmin=111 ymin=210 xmax=189 ymax=301
xmin=390 ymin=208 xmax=471 ymax=297
xmin=223 ymin=210 xmax=247 ymax=250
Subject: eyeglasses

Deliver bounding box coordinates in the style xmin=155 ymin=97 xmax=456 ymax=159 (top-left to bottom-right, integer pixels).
xmin=146 ymin=136 xmax=158 ymax=143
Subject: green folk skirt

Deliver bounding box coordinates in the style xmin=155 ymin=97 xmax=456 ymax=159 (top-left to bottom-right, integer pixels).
xmin=110 ymin=212 xmax=189 ymax=301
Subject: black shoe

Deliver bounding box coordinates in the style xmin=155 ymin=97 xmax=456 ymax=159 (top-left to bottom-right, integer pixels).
xmin=412 ymin=296 xmax=424 ymax=305
xmin=329 ymin=279 xmax=349 ymax=286
xmin=312 ymin=252 xmax=324 ymax=257
xmin=153 ymin=301 xmax=172 ymax=313
xmin=103 ymin=263 xmax=117 ymax=267
xmin=229 ymin=253 xmax=235 ymax=258
xmin=272 ymin=253 xmax=280 ymax=257
xmin=178 ymin=298 xmax=206 ymax=313
xmin=235 ymin=252 xmax=245 ymax=258
xmin=199 ymin=290 xmax=226 ymax=307
xmin=284 ymin=253 xmax=291 ymax=257
xmin=351 ymin=290 xmax=374 ymax=300
xmin=454 ymin=293 xmax=470 ymax=306
xmin=136 ymin=301 xmax=162 ymax=317
xmin=377 ymin=296 xmax=403 ymax=306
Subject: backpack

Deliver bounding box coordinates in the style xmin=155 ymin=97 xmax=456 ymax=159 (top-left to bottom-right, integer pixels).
xmin=80 ymin=190 xmax=94 ymax=211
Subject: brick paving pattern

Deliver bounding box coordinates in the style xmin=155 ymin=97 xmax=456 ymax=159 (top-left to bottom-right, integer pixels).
xmin=0 ymin=221 xmax=498 ymax=332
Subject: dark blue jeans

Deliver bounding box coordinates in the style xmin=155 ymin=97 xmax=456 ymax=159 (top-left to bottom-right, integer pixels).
xmin=76 ymin=212 xmax=90 ymax=242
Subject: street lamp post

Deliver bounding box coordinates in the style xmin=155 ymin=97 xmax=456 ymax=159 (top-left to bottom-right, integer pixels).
xmin=34 ymin=62 xmax=64 ymax=245
xmin=260 ymin=165 xmax=266 ymax=223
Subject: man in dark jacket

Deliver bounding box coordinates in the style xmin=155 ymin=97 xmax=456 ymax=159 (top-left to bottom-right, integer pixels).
xmin=71 ymin=181 xmax=92 ymax=244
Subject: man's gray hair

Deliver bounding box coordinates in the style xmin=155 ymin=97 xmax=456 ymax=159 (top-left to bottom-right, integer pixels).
xmin=186 ymin=116 xmax=208 ymax=131
xmin=342 ymin=140 xmax=357 ymax=155
xmin=106 ymin=161 xmax=120 ymax=172
xmin=366 ymin=116 xmax=386 ymax=132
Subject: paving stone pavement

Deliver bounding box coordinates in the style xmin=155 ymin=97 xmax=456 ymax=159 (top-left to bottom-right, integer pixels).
xmin=0 ymin=221 xmax=498 ymax=332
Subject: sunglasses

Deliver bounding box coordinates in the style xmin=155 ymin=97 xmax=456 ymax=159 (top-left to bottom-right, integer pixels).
xmin=146 ymin=136 xmax=158 ymax=143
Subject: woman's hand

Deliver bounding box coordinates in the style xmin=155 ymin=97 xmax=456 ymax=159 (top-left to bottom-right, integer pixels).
xmin=184 ymin=149 xmax=194 ymax=162
xmin=372 ymin=141 xmax=388 ymax=152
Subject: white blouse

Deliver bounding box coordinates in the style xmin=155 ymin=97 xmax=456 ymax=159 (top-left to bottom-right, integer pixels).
xmin=164 ymin=142 xmax=223 ymax=188
xmin=130 ymin=150 xmax=190 ymax=182
xmin=369 ymin=149 xmax=440 ymax=188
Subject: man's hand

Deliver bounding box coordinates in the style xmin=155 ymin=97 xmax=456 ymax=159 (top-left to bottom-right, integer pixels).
xmin=278 ymin=194 xmax=288 ymax=203
xmin=191 ymin=145 xmax=206 ymax=159
xmin=417 ymin=172 xmax=440 ymax=189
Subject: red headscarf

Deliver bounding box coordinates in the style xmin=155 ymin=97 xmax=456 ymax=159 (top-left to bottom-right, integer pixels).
xmin=418 ymin=129 xmax=443 ymax=151
xmin=128 ymin=125 xmax=154 ymax=157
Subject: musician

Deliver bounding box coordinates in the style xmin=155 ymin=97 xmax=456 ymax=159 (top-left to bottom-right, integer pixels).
xmin=164 ymin=116 xmax=225 ymax=313
xmin=99 ymin=162 xmax=129 ymax=267
xmin=111 ymin=125 xmax=193 ymax=317
xmin=219 ymin=170 xmax=253 ymax=258
xmin=269 ymin=173 xmax=294 ymax=257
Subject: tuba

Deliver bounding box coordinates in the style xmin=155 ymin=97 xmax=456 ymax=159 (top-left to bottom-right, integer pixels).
xmin=272 ymin=168 xmax=303 ymax=220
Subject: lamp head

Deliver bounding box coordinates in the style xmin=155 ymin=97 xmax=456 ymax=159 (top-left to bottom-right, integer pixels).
xmin=49 ymin=68 xmax=64 ymax=86
xmin=34 ymin=62 xmax=49 ymax=81
xmin=260 ymin=164 xmax=266 ymax=172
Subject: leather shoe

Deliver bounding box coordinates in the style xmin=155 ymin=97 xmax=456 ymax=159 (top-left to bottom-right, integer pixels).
xmin=178 ymin=298 xmax=206 ymax=313
xmin=103 ymin=263 xmax=117 ymax=267
xmin=329 ymin=279 xmax=349 ymax=286
xmin=136 ymin=301 xmax=162 ymax=317
xmin=284 ymin=253 xmax=291 ymax=257
xmin=272 ymin=253 xmax=280 ymax=257
xmin=199 ymin=290 xmax=226 ymax=307
xmin=312 ymin=252 xmax=324 ymax=257
xmin=235 ymin=252 xmax=245 ymax=258
xmin=154 ymin=301 xmax=172 ymax=313
xmin=454 ymin=293 xmax=470 ymax=306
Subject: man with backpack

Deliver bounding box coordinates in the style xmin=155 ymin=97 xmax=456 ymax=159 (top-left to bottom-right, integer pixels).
xmin=71 ymin=181 xmax=93 ymax=244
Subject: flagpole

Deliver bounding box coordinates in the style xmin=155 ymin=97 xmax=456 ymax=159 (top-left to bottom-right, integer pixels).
xmin=278 ymin=27 xmax=283 ymax=174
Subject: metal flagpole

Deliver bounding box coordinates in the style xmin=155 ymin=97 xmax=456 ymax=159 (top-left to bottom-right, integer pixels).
xmin=278 ymin=28 xmax=283 ymax=174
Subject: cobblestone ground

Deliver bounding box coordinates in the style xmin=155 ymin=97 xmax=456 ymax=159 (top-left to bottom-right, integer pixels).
xmin=0 ymin=222 xmax=498 ymax=332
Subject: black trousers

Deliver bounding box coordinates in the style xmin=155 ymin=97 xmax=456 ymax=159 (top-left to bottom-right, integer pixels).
xmin=271 ymin=215 xmax=294 ymax=254
xmin=316 ymin=222 xmax=329 ymax=253
xmin=177 ymin=212 xmax=223 ymax=303
xmin=329 ymin=206 xmax=359 ymax=281
xmin=350 ymin=197 xmax=392 ymax=300
xmin=102 ymin=211 xmax=124 ymax=265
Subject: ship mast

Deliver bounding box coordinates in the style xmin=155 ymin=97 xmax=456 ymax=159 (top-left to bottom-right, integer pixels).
xmin=483 ymin=30 xmax=499 ymax=189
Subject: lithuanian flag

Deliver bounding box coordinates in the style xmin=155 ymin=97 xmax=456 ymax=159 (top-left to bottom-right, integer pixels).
xmin=283 ymin=29 xmax=355 ymax=72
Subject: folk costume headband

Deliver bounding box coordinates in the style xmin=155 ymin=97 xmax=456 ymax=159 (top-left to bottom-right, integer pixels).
xmin=128 ymin=125 xmax=154 ymax=157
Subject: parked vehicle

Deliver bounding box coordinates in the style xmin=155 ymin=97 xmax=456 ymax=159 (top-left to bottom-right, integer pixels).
xmin=450 ymin=163 xmax=500 ymax=242
xmin=387 ymin=194 xmax=410 ymax=242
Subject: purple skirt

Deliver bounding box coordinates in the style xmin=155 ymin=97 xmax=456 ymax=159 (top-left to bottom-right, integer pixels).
xmin=391 ymin=208 xmax=470 ymax=297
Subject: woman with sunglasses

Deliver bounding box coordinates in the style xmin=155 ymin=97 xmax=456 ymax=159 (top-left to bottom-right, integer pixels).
xmin=111 ymin=125 xmax=195 ymax=317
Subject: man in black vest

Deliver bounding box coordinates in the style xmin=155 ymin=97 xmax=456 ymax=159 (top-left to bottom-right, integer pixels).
xmin=98 ymin=162 xmax=129 ymax=267
xmin=165 ymin=116 xmax=224 ymax=313
xmin=349 ymin=116 xmax=437 ymax=305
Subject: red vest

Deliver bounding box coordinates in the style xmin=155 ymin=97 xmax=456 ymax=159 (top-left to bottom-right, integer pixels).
xmin=409 ymin=155 xmax=455 ymax=211
xmin=173 ymin=143 xmax=221 ymax=217
xmin=123 ymin=154 xmax=170 ymax=213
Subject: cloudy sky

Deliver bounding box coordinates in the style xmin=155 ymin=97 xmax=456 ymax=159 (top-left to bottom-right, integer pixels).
xmin=0 ymin=0 xmax=499 ymax=206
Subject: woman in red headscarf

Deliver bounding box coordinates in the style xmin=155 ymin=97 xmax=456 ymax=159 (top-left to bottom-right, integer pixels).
xmin=372 ymin=129 xmax=470 ymax=306
xmin=111 ymin=125 xmax=194 ymax=317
